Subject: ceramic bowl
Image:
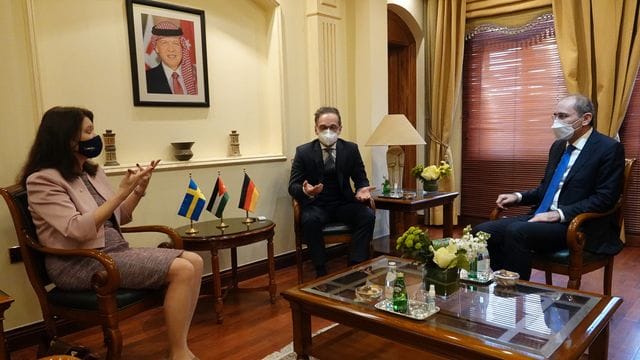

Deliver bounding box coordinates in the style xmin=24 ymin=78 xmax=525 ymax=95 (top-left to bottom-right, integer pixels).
xmin=355 ymin=284 xmax=383 ymax=302
xmin=493 ymin=269 xmax=520 ymax=286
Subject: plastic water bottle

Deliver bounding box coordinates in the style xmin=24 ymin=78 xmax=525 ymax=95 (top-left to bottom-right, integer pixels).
xmin=476 ymin=247 xmax=491 ymax=281
xmin=426 ymin=284 xmax=436 ymax=312
xmin=392 ymin=272 xmax=408 ymax=313
xmin=385 ymin=261 xmax=397 ymax=299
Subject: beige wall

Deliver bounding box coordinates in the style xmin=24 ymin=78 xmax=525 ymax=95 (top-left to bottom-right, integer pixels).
xmin=0 ymin=0 xmax=426 ymax=331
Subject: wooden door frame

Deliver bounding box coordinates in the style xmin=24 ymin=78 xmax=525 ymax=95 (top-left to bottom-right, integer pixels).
xmin=387 ymin=10 xmax=417 ymax=190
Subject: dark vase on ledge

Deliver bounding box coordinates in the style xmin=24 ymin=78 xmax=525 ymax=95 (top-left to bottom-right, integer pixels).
xmin=171 ymin=141 xmax=195 ymax=161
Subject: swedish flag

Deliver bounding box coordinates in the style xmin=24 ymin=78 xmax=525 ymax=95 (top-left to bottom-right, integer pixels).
xmin=177 ymin=178 xmax=206 ymax=221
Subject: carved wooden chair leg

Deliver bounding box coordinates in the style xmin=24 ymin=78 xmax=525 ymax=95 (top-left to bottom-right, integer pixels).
xmin=604 ymin=259 xmax=614 ymax=295
xmin=296 ymin=243 xmax=304 ymax=285
xmin=567 ymin=276 xmax=581 ymax=290
xmin=104 ymin=327 xmax=122 ymax=360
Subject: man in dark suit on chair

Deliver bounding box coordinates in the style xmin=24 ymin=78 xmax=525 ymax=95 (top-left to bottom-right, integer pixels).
xmin=474 ymin=94 xmax=625 ymax=280
xmin=289 ymin=106 xmax=376 ymax=277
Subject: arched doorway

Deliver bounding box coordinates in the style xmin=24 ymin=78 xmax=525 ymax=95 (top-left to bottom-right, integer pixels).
xmin=387 ymin=9 xmax=417 ymax=190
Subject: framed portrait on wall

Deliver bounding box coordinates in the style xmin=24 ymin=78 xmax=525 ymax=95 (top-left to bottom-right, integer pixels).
xmin=125 ymin=0 xmax=210 ymax=107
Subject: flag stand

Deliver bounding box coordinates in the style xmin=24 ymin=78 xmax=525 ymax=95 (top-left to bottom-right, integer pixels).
xmin=242 ymin=210 xmax=255 ymax=224
xmin=185 ymin=220 xmax=199 ymax=234
xmin=216 ymin=216 xmax=229 ymax=229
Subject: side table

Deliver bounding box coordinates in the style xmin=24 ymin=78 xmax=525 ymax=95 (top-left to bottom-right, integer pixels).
xmin=175 ymin=218 xmax=276 ymax=323
xmin=0 ymin=290 xmax=14 ymax=360
xmin=373 ymin=190 xmax=459 ymax=251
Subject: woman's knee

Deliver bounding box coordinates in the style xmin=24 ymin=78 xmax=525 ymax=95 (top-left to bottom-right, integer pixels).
xmin=168 ymin=257 xmax=198 ymax=283
xmin=181 ymin=251 xmax=204 ymax=274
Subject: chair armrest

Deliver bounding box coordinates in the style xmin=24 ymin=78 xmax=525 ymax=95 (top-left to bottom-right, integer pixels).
xmin=23 ymin=231 xmax=120 ymax=295
xmin=292 ymin=198 xmax=301 ymax=235
xmin=367 ymin=197 xmax=376 ymax=211
xmin=489 ymin=207 xmax=503 ymax=221
xmin=121 ymin=225 xmax=183 ymax=249
xmin=566 ymin=201 xmax=621 ymax=251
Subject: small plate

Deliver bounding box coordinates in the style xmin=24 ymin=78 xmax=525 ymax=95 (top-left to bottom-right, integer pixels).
xmin=374 ymin=299 xmax=439 ymax=320
xmin=378 ymin=193 xmax=403 ymax=199
xmin=459 ymin=269 xmax=494 ymax=285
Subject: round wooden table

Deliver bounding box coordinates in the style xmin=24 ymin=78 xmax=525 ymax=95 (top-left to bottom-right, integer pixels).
xmin=175 ymin=218 xmax=276 ymax=323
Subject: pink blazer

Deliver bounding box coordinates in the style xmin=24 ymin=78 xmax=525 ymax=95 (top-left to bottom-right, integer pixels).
xmin=26 ymin=167 xmax=133 ymax=249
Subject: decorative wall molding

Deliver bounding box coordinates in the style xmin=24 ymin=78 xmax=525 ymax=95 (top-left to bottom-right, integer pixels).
xmin=306 ymin=0 xmax=343 ymax=115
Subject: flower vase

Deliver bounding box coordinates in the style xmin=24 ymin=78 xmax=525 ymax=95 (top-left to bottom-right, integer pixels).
xmin=424 ymin=265 xmax=459 ymax=298
xmin=468 ymin=258 xmax=478 ymax=280
xmin=423 ymin=180 xmax=438 ymax=192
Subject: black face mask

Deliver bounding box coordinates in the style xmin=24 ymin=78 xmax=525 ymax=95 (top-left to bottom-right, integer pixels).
xmin=78 ymin=135 xmax=103 ymax=158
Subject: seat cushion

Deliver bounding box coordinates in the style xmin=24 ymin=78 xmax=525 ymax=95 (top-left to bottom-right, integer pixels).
xmin=534 ymin=249 xmax=610 ymax=265
xmin=48 ymin=287 xmax=161 ymax=311
xmin=322 ymin=222 xmax=353 ymax=235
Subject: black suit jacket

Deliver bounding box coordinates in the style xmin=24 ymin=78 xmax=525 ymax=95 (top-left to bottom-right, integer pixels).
xmin=520 ymin=129 xmax=625 ymax=255
xmin=288 ymin=138 xmax=370 ymax=207
xmin=145 ymin=64 xmax=172 ymax=94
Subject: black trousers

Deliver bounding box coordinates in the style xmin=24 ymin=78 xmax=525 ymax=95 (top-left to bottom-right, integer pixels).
xmin=300 ymin=201 xmax=375 ymax=273
xmin=474 ymin=215 xmax=568 ymax=280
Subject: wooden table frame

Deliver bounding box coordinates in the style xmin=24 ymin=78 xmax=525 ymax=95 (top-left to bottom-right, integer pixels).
xmin=373 ymin=191 xmax=459 ymax=239
xmin=175 ymin=218 xmax=276 ymax=323
xmin=282 ymin=256 xmax=621 ymax=360
xmin=0 ymin=290 xmax=14 ymax=360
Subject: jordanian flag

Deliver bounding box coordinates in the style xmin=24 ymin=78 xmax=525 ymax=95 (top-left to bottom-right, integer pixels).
xmin=206 ymin=176 xmax=229 ymax=218
xmin=177 ymin=178 xmax=206 ymax=221
xmin=238 ymin=173 xmax=260 ymax=212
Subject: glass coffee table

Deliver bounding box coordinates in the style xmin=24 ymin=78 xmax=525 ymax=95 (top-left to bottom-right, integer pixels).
xmin=281 ymin=256 xmax=621 ymax=359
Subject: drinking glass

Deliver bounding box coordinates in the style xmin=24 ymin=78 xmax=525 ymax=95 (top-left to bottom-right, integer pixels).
xmin=410 ymin=289 xmax=429 ymax=317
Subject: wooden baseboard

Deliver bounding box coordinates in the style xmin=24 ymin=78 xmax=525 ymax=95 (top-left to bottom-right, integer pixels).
xmin=625 ymin=233 xmax=640 ymax=247
xmin=5 ymin=244 xmax=350 ymax=353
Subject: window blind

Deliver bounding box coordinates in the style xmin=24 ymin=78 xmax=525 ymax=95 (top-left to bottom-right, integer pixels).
xmin=620 ymin=71 xmax=640 ymax=244
xmin=461 ymin=14 xmax=567 ymax=221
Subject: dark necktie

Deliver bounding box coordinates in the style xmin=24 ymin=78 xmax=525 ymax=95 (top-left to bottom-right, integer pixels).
xmin=172 ymin=72 xmax=184 ymax=94
xmin=535 ymin=145 xmax=576 ymax=214
xmin=324 ymin=148 xmax=335 ymax=171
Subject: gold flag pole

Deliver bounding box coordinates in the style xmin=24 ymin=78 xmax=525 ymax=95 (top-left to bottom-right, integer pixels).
xmin=242 ymin=209 xmax=254 ymax=224
xmin=241 ymin=168 xmax=255 ymax=224
xmin=217 ymin=215 xmax=229 ymax=229
xmin=184 ymin=173 xmax=199 ymax=234
xmin=185 ymin=219 xmax=198 ymax=234
xmin=213 ymin=170 xmax=229 ymax=229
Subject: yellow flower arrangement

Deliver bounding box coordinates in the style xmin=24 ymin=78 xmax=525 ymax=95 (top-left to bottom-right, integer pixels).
xmin=410 ymin=161 xmax=452 ymax=183
xmin=395 ymin=225 xmax=490 ymax=270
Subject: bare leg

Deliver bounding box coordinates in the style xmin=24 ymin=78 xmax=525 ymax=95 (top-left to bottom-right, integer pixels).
xmin=165 ymin=252 xmax=203 ymax=360
xmin=180 ymin=251 xmax=203 ymax=356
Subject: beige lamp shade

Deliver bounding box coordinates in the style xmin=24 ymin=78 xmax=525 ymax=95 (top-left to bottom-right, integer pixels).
xmin=365 ymin=114 xmax=426 ymax=146
xmin=366 ymin=114 xmax=426 ymax=192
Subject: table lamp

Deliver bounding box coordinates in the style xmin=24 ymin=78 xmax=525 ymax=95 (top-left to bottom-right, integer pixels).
xmin=365 ymin=114 xmax=426 ymax=191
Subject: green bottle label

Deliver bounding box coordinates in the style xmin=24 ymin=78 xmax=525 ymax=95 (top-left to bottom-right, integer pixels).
xmin=392 ymin=272 xmax=408 ymax=313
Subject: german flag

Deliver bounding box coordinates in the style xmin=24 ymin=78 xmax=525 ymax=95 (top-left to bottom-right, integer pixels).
xmin=238 ymin=173 xmax=260 ymax=212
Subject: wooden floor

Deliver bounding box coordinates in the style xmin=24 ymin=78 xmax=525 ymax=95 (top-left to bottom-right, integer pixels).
xmin=10 ymin=235 xmax=640 ymax=360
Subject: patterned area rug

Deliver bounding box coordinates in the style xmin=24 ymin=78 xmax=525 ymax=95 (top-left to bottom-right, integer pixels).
xmin=261 ymin=324 xmax=338 ymax=360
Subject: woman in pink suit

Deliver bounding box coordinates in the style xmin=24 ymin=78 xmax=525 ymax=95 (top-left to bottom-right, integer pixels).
xmin=20 ymin=106 xmax=202 ymax=360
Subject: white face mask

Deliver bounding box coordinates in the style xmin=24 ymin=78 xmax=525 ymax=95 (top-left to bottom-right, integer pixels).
xmin=318 ymin=129 xmax=338 ymax=146
xmin=551 ymin=117 xmax=581 ymax=141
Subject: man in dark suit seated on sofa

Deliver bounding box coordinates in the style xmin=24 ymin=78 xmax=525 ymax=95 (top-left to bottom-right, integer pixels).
xmin=288 ymin=106 xmax=376 ymax=277
xmin=474 ymin=94 xmax=625 ymax=280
